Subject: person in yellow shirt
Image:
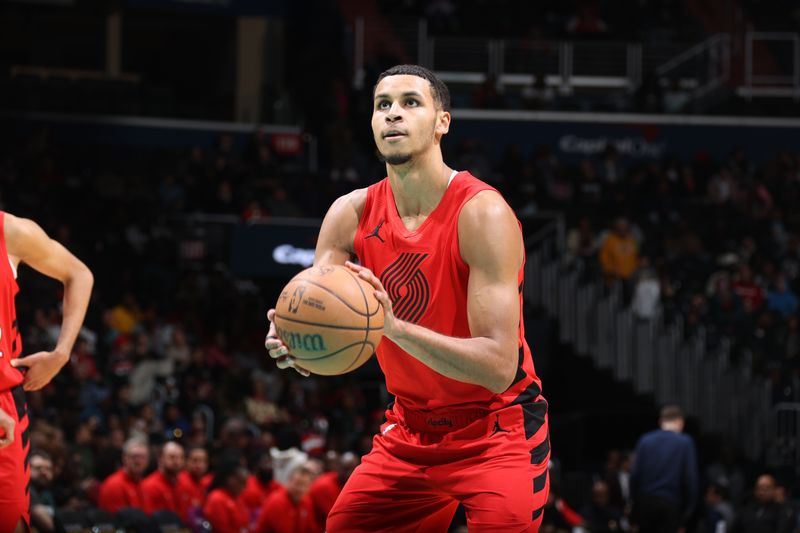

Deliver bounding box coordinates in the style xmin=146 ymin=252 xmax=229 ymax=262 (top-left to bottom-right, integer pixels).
xmin=599 ymin=217 xmax=639 ymax=283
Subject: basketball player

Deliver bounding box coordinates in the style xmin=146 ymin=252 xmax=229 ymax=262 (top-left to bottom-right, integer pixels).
xmin=0 ymin=212 xmax=93 ymax=533
xmin=266 ymin=65 xmax=550 ymax=532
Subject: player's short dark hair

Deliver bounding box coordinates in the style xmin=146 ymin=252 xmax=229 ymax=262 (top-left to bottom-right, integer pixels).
xmin=660 ymin=405 xmax=684 ymax=422
xmin=375 ymin=64 xmax=451 ymax=112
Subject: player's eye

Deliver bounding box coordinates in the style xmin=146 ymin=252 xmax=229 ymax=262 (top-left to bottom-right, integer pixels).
xmin=406 ymin=99 xmax=419 ymax=107
xmin=376 ymin=100 xmax=391 ymax=110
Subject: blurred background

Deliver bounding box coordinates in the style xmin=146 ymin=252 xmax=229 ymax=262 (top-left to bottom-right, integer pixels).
xmin=1 ymin=0 xmax=799 ymax=531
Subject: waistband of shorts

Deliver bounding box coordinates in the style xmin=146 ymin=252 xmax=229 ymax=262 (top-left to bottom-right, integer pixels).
xmin=392 ymin=402 xmax=490 ymax=433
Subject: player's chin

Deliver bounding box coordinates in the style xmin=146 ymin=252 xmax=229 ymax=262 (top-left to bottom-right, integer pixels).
xmin=379 ymin=150 xmax=413 ymax=166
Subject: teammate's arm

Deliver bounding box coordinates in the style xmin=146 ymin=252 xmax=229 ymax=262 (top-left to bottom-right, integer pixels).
xmin=6 ymin=214 xmax=94 ymax=391
xmin=265 ymin=189 xmax=366 ymax=375
xmin=349 ymin=190 xmax=521 ymax=393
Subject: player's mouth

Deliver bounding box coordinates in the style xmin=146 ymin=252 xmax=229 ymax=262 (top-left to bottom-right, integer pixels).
xmin=383 ymin=130 xmax=407 ymax=141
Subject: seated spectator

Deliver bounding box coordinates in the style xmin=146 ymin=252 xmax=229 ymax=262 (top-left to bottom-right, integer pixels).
xmin=767 ymin=274 xmax=798 ymax=317
xmin=309 ymin=451 xmax=359 ymax=527
xmin=29 ymin=450 xmax=56 ymax=533
xmin=141 ymin=441 xmax=185 ymax=514
xmin=177 ymin=446 xmax=212 ymax=525
xmin=631 ymin=258 xmax=661 ymax=319
xmin=700 ymin=482 xmax=734 ymax=533
xmin=732 ymin=264 xmax=765 ymax=312
xmin=241 ymin=453 xmax=281 ymax=523
xmin=579 ymin=480 xmax=623 ymax=532
xmin=202 ymin=460 xmax=250 ymax=533
xmin=255 ymin=463 xmax=319 ymax=533
xmin=98 ymin=438 xmax=149 ymax=513
xmin=599 ymin=217 xmax=640 ymax=283
xmin=731 ymin=474 xmax=794 ymax=533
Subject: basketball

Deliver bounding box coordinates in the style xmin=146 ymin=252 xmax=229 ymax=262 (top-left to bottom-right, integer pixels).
xmin=273 ymin=264 xmax=384 ymax=375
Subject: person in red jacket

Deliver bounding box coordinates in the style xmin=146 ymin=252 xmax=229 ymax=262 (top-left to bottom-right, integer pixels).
xmin=203 ymin=459 xmax=250 ymax=533
xmin=255 ymin=463 xmax=319 ymax=533
xmin=141 ymin=441 xmax=185 ymax=514
xmin=241 ymin=453 xmax=281 ymax=521
xmin=177 ymin=446 xmax=212 ymax=524
xmin=309 ymin=452 xmax=359 ymax=526
xmin=98 ymin=438 xmax=149 ymax=513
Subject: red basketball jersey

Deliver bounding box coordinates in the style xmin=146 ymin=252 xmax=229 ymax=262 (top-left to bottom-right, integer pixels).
xmin=0 ymin=213 xmax=23 ymax=392
xmin=353 ymin=171 xmax=542 ymax=412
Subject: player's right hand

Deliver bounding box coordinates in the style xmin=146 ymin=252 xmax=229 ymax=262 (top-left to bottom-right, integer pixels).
xmin=0 ymin=407 xmax=15 ymax=449
xmin=265 ymin=309 xmax=310 ymax=377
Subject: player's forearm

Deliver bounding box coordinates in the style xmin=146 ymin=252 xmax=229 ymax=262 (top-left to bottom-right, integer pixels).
xmin=54 ymin=266 xmax=93 ymax=356
xmin=389 ymin=321 xmax=516 ymax=393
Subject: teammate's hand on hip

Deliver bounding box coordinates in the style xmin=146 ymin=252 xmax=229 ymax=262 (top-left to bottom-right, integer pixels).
xmin=10 ymin=350 xmax=69 ymax=391
xmin=345 ymin=261 xmax=399 ymax=339
xmin=0 ymin=407 xmax=14 ymax=449
xmin=265 ymin=309 xmax=310 ymax=377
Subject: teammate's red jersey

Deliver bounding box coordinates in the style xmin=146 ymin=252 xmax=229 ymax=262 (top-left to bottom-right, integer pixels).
xmin=240 ymin=474 xmax=281 ymax=517
xmin=353 ymin=171 xmax=542 ymax=412
xmin=202 ymin=488 xmax=249 ymax=533
xmin=308 ymin=471 xmax=341 ymax=526
xmin=176 ymin=471 xmax=211 ymax=524
xmin=141 ymin=470 xmax=179 ymax=514
xmin=0 ymin=212 xmax=23 ymax=392
xmin=255 ymin=487 xmax=319 ymax=533
xmin=98 ymin=468 xmax=144 ymax=513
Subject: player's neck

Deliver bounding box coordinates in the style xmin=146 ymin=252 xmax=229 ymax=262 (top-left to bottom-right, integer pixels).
xmin=387 ymin=152 xmax=452 ymax=218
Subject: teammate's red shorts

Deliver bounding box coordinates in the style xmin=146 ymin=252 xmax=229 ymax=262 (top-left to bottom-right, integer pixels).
xmin=0 ymin=385 xmax=30 ymax=533
xmin=327 ymin=399 xmax=550 ymax=533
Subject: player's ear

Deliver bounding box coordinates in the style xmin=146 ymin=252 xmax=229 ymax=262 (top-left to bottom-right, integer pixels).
xmin=436 ymin=110 xmax=451 ymax=137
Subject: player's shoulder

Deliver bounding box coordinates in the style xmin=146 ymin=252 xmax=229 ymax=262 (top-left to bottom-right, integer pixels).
xmin=459 ymin=189 xmax=516 ymax=233
xmin=330 ymin=188 xmax=368 ymax=220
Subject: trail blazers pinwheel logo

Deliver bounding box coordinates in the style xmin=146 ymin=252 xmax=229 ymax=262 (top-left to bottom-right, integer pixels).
xmin=380 ymin=253 xmax=430 ymax=324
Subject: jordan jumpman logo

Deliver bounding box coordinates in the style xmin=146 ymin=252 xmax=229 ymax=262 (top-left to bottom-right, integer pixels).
xmin=365 ymin=219 xmax=385 ymax=243
xmin=490 ymin=414 xmax=510 ymax=436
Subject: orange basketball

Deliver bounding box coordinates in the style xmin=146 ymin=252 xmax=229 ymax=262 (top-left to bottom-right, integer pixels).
xmin=273 ymin=264 xmax=384 ymax=375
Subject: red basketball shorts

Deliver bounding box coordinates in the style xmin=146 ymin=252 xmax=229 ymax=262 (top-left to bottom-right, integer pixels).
xmin=327 ymin=399 xmax=550 ymax=533
xmin=0 ymin=386 xmax=30 ymax=533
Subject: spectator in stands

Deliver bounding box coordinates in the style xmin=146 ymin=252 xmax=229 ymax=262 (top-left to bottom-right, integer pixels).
xmin=141 ymin=441 xmax=185 ymax=514
xmin=603 ymin=449 xmax=633 ymax=510
xmin=309 ymin=451 xmax=359 ymax=527
xmin=579 ymin=479 xmax=623 ymax=532
xmin=176 ymin=446 xmax=211 ymax=525
xmin=241 ymin=452 xmax=281 ymax=523
xmin=566 ymin=216 xmax=601 ymax=272
xmin=540 ymin=486 xmax=584 ymax=532
xmin=599 ymin=217 xmax=640 ymax=284
xmin=700 ymin=482 xmax=735 ymax=533
xmin=631 ymin=405 xmax=698 ymax=533
xmin=565 ymin=3 xmax=608 ymax=36
xmin=98 ymin=437 xmax=149 ymax=513
xmin=255 ymin=462 xmax=319 ymax=533
xmin=202 ymin=458 xmax=250 ymax=533
xmin=631 ymin=258 xmax=661 ymax=319
xmin=774 ymin=479 xmax=799 ymax=533
xmin=767 ymin=273 xmax=798 ymax=317
xmin=29 ymin=450 xmax=56 ymax=533
xmin=731 ymin=474 xmax=794 ymax=533
xmin=471 ymin=75 xmax=507 ymax=109
xmin=732 ymin=264 xmax=765 ymax=312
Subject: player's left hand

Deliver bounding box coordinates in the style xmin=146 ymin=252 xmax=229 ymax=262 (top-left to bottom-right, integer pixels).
xmin=345 ymin=261 xmax=399 ymax=339
xmin=10 ymin=350 xmax=70 ymax=391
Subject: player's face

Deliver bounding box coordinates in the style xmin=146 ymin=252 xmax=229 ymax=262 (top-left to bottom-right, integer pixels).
xmin=123 ymin=444 xmax=150 ymax=477
xmin=187 ymin=449 xmax=209 ymax=477
xmin=372 ymin=75 xmax=450 ymax=166
xmin=161 ymin=443 xmax=185 ymax=476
